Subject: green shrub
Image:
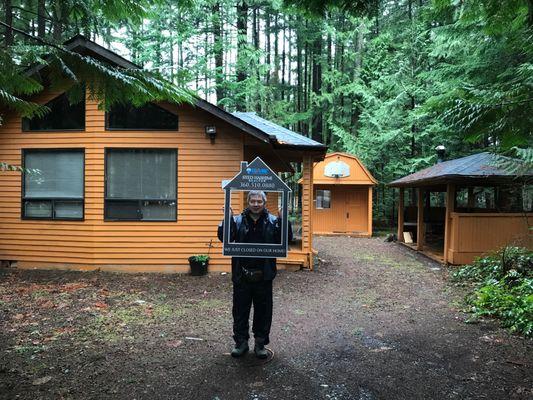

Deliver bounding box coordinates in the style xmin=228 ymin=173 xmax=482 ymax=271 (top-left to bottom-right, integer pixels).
xmin=452 ymin=246 xmax=533 ymax=337
xmin=189 ymin=255 xmax=209 ymax=263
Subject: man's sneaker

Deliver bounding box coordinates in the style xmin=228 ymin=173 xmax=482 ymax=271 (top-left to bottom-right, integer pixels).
xmin=231 ymin=342 xmax=249 ymax=358
xmin=254 ymin=344 xmax=268 ymax=359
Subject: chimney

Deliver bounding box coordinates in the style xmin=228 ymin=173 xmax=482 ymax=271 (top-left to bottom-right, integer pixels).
xmin=435 ymin=145 xmax=446 ymax=163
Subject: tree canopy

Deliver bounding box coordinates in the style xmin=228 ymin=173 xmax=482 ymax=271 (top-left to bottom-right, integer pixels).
xmin=1 ymin=0 xmax=531 ymax=221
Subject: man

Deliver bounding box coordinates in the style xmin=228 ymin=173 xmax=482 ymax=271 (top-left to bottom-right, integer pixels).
xmin=217 ymin=190 xmax=292 ymax=359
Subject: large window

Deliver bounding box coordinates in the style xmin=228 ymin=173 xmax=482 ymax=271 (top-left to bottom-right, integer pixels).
xmin=106 ymin=103 xmax=179 ymax=130
xmin=105 ymin=149 xmax=177 ymax=221
xmin=22 ymin=93 xmax=85 ymax=131
xmin=315 ymin=189 xmax=331 ymax=209
xmin=22 ymin=150 xmax=84 ymax=220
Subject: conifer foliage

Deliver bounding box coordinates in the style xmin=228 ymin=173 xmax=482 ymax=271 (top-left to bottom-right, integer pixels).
xmin=1 ymin=0 xmax=531 ymax=221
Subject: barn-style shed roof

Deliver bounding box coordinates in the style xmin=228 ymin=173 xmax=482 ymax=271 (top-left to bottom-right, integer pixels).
xmin=389 ymin=152 xmax=532 ymax=188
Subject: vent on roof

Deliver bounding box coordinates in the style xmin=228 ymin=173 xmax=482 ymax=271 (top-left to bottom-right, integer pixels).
xmin=435 ymin=145 xmax=446 ymax=163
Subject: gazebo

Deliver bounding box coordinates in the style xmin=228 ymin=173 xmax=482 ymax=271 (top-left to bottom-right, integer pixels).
xmin=389 ymin=152 xmax=532 ymax=264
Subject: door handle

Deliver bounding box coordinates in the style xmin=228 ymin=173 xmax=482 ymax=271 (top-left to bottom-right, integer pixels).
xmin=346 ymin=212 xmax=349 ymax=218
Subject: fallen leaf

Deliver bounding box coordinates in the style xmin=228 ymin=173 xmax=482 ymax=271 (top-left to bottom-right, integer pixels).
xmin=32 ymin=376 xmax=52 ymax=385
xmin=61 ymin=283 xmax=88 ymax=292
xmin=94 ymin=302 xmax=108 ymax=309
xmin=167 ymin=340 xmax=183 ymax=348
xmin=39 ymin=300 xmax=55 ymax=309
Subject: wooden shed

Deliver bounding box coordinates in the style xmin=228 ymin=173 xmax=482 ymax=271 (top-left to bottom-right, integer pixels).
xmin=0 ymin=36 xmax=327 ymax=273
xmin=390 ymin=152 xmax=532 ymax=264
xmin=305 ymin=152 xmax=376 ymax=237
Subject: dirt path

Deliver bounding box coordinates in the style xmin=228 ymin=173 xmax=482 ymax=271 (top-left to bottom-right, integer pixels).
xmin=1 ymin=237 xmax=531 ymax=400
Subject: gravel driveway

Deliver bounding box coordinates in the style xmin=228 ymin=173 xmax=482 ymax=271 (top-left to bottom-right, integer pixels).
xmin=1 ymin=236 xmax=531 ymax=399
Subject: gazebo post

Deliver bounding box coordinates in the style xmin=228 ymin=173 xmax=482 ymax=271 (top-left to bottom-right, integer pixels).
xmin=417 ymin=188 xmax=425 ymax=250
xmin=301 ymin=154 xmax=314 ymax=270
xmin=443 ymin=183 xmax=455 ymax=263
xmin=398 ymin=188 xmax=405 ymax=242
xmin=368 ymin=186 xmax=373 ymax=236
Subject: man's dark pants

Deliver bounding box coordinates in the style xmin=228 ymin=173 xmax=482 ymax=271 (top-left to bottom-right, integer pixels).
xmin=232 ymin=279 xmax=273 ymax=346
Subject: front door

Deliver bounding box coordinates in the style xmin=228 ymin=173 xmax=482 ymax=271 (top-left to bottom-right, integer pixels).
xmin=345 ymin=188 xmax=368 ymax=233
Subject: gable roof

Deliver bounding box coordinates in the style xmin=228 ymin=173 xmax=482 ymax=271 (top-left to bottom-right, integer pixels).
xmin=34 ymin=35 xmax=327 ymax=155
xmin=389 ymin=152 xmax=533 ymax=187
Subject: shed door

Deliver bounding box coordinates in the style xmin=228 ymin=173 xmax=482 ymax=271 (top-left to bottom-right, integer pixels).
xmin=345 ymin=188 xmax=368 ymax=233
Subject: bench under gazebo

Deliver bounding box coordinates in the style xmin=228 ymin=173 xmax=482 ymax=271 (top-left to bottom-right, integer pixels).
xmin=389 ymin=152 xmax=532 ymax=264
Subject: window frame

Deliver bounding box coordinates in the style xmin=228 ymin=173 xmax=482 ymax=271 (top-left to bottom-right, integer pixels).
xmin=104 ymin=102 xmax=179 ymax=131
xmin=21 ymin=148 xmax=85 ymax=221
xmin=315 ymin=189 xmax=331 ymax=209
xmin=104 ymin=148 xmax=178 ymax=222
xmin=21 ymin=93 xmax=86 ymax=133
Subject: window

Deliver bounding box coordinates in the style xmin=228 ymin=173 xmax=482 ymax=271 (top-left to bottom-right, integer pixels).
xmin=105 ymin=149 xmax=177 ymax=221
xmin=22 ymin=93 xmax=85 ymax=131
xmin=316 ymin=189 xmax=331 ymax=209
xmin=106 ymin=102 xmax=179 ymax=130
xmin=22 ymin=150 xmax=84 ymax=219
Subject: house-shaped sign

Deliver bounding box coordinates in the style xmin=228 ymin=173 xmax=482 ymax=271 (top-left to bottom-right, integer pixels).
xmin=222 ymin=157 xmax=291 ymax=258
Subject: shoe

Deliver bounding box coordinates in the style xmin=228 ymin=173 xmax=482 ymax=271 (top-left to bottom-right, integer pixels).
xmin=231 ymin=342 xmax=249 ymax=358
xmin=254 ymin=344 xmax=268 ymax=359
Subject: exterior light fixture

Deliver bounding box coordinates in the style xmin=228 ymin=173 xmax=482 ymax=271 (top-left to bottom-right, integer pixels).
xmin=205 ymin=125 xmax=217 ymax=142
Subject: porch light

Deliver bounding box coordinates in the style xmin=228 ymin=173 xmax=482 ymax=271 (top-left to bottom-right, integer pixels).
xmin=205 ymin=125 xmax=217 ymax=142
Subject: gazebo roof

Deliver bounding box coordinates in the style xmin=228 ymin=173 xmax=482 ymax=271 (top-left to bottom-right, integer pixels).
xmin=389 ymin=152 xmax=532 ymax=188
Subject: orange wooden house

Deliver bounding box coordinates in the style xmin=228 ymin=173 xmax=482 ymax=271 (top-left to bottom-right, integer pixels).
xmin=0 ymin=36 xmax=327 ymax=273
xmin=304 ymin=152 xmax=376 ymax=237
xmin=390 ymin=152 xmax=532 ymax=264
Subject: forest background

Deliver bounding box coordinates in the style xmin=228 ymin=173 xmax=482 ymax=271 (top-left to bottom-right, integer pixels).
xmin=2 ymin=0 xmax=532 ymax=226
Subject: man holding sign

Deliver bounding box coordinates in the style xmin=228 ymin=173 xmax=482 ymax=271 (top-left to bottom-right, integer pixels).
xmin=217 ymin=190 xmax=292 ymax=359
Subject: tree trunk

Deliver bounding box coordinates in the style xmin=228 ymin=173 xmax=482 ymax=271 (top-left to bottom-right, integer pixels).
xmin=37 ymin=0 xmax=46 ymax=39
xmin=311 ymin=28 xmax=323 ymax=143
xmin=236 ymin=1 xmax=248 ymax=111
xmin=212 ymin=3 xmax=225 ymax=105
xmin=4 ymin=0 xmax=13 ymax=46
xmin=296 ymin=27 xmax=303 ymax=133
xmin=52 ymin=2 xmax=64 ymax=42
xmin=252 ymin=6 xmax=259 ymax=50
xmin=274 ymin=13 xmax=279 ymax=93
xmin=265 ymin=11 xmax=271 ymax=85
xmin=281 ymin=22 xmax=286 ymax=100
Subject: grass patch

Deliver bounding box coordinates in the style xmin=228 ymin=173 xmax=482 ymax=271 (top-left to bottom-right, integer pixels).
xmin=77 ymin=298 xmax=227 ymax=343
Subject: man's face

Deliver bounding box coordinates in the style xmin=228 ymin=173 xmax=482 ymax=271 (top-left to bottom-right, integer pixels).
xmin=248 ymin=194 xmax=265 ymax=215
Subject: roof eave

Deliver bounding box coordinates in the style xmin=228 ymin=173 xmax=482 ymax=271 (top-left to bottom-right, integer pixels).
xmin=389 ymin=174 xmax=532 ymax=188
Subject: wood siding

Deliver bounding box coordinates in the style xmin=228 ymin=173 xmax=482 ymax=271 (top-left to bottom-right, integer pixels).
xmin=309 ymin=153 xmax=375 ymax=236
xmin=313 ymin=185 xmax=371 ymax=236
xmin=0 ymin=94 xmax=245 ymax=272
xmin=447 ymin=212 xmax=533 ymax=264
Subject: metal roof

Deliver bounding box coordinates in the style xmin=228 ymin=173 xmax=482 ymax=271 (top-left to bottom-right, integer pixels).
xmin=232 ymin=112 xmax=325 ymax=148
xmin=389 ymin=152 xmax=532 ymax=187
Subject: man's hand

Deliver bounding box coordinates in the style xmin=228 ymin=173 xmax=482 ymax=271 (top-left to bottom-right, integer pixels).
xmin=222 ymin=206 xmax=234 ymax=216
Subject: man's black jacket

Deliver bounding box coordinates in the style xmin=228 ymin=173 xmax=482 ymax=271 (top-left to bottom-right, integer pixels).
xmin=217 ymin=208 xmax=292 ymax=284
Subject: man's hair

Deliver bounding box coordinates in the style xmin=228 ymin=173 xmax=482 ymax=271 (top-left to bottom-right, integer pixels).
xmin=247 ymin=190 xmax=267 ymax=203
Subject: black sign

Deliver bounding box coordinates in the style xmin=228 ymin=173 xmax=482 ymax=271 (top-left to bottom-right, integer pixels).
xmin=222 ymin=157 xmax=291 ymax=258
